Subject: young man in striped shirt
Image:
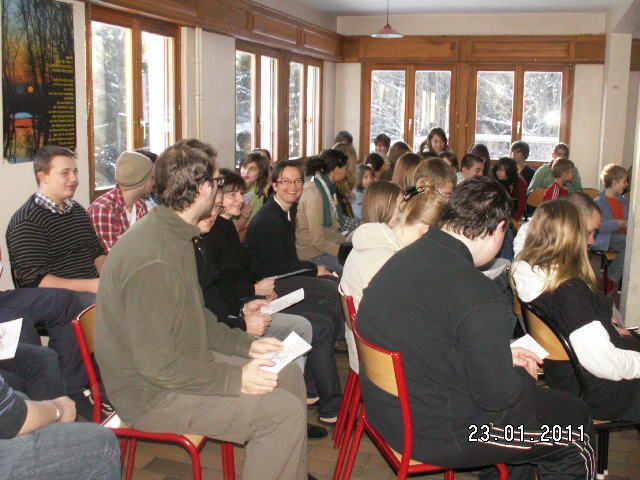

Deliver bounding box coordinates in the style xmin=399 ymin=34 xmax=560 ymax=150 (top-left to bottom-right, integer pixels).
xmin=6 ymin=145 xmax=106 ymax=309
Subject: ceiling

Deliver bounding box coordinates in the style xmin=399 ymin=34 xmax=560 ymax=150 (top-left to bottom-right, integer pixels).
xmin=300 ymin=0 xmax=616 ymax=16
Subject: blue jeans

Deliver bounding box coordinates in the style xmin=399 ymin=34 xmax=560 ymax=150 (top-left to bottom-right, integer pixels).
xmin=607 ymin=233 xmax=626 ymax=282
xmin=0 ymin=344 xmax=64 ymax=400
xmin=311 ymin=253 xmax=343 ymax=276
xmin=0 ymin=422 xmax=120 ymax=480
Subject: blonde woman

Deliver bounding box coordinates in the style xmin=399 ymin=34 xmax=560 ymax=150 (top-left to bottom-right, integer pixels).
xmin=512 ymin=199 xmax=640 ymax=421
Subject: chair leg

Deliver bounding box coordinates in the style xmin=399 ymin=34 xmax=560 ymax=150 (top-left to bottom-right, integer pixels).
xmin=183 ymin=440 xmax=203 ymax=480
xmin=334 ymin=370 xmax=356 ymax=447
xmin=497 ymin=463 xmax=509 ymax=480
xmin=221 ymin=442 xmax=236 ymax=480
xmin=341 ymin=414 xmax=365 ymax=480
xmin=125 ymin=439 xmax=137 ymax=480
xmin=444 ymin=470 xmax=455 ymax=480
xmin=119 ymin=438 xmax=129 ymax=470
xmin=597 ymin=430 xmax=609 ymax=479
xmin=333 ymin=382 xmax=361 ymax=480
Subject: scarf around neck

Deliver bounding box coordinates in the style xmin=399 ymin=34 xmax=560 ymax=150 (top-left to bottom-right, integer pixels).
xmin=314 ymin=172 xmax=344 ymax=228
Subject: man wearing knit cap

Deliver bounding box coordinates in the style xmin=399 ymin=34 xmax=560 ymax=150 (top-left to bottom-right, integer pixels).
xmin=89 ymin=151 xmax=155 ymax=253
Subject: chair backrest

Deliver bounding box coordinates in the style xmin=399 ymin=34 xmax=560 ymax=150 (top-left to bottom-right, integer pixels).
xmin=527 ymin=188 xmax=545 ymax=208
xmin=582 ymin=188 xmax=599 ymax=200
xmin=338 ymin=285 xmax=357 ymax=333
xmin=71 ymin=305 xmax=102 ymax=423
xmin=520 ymin=301 xmax=587 ymax=397
xmin=353 ymin=321 xmax=414 ymax=464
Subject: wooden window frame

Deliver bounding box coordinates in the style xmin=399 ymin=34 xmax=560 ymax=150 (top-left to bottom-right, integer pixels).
xmin=466 ymin=64 xmax=573 ymax=164
xmin=285 ymin=54 xmax=323 ymax=160
xmin=361 ymin=63 xmax=458 ymax=158
xmin=88 ymin=5 xmax=181 ymax=200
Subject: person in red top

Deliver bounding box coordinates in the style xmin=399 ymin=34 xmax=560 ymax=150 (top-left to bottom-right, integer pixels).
xmin=543 ymin=158 xmax=575 ymax=201
xmin=88 ymin=151 xmax=155 ymax=253
xmin=492 ymin=157 xmax=527 ymax=220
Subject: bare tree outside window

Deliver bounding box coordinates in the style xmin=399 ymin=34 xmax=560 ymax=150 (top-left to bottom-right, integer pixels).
xmin=413 ymin=71 xmax=451 ymax=151
xmin=370 ymin=70 xmax=406 ymax=152
xmin=475 ymin=71 xmax=514 ymax=159
xmin=522 ymin=72 xmax=562 ymax=161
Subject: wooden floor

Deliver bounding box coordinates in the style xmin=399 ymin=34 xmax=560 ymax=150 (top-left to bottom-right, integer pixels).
xmin=124 ymin=347 xmax=640 ymax=480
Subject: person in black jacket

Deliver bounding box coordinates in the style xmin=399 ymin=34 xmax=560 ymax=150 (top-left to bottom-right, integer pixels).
xmin=357 ymin=177 xmax=596 ymax=480
xmin=245 ymin=160 xmax=344 ymax=336
xmin=196 ymin=170 xmax=342 ymax=424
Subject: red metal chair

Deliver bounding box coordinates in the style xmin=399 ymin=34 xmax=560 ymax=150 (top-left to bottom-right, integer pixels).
xmin=333 ymin=289 xmax=358 ymax=449
xmin=72 ymin=305 xmax=235 ymax=480
xmin=336 ymin=320 xmax=509 ymax=480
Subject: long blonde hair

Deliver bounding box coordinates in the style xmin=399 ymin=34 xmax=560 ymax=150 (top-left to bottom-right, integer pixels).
xmin=516 ymin=199 xmax=596 ymax=292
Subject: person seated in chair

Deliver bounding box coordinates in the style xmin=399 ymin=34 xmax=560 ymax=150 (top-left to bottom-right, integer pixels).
xmin=512 ymin=199 xmax=640 ymax=422
xmin=6 ymin=146 xmax=106 ymax=309
xmin=0 ymin=370 xmax=120 ymax=480
xmin=88 ymin=151 xmax=155 ymax=253
xmin=95 ymin=140 xmax=309 ymax=480
xmin=358 ymin=178 xmax=595 ymax=479
xmin=196 ymin=169 xmax=342 ymax=426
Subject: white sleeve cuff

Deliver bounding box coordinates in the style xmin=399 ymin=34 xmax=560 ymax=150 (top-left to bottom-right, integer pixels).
xmin=570 ymin=321 xmax=640 ymax=381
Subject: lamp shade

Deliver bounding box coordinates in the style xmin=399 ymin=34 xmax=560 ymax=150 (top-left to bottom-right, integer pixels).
xmin=371 ymin=23 xmax=403 ymax=39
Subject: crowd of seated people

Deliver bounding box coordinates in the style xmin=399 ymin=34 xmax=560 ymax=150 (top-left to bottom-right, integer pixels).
xmin=0 ymin=122 xmax=635 ymax=479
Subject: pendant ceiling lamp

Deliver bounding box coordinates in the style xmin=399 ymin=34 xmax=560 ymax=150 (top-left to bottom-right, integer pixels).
xmin=371 ymin=0 xmax=403 ymax=39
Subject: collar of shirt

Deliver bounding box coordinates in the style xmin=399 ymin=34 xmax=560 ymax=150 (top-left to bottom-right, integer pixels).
xmin=34 ymin=192 xmax=74 ymax=215
xmin=273 ymin=194 xmax=291 ymax=222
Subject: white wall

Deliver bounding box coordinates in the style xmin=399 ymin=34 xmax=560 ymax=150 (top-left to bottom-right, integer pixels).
xmin=338 ymin=12 xmax=606 ymax=36
xmin=322 ymin=61 xmax=336 ymax=149
xmin=0 ymin=0 xmax=88 ymax=291
xmin=200 ymin=31 xmax=237 ymax=169
xmin=334 ymin=63 xmax=361 ymax=155
xmin=623 ymin=71 xmax=640 ymax=168
xmin=570 ymin=65 xmax=606 ymax=189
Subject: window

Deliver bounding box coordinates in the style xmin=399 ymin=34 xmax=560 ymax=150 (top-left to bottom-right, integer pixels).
xmin=364 ymin=65 xmax=454 ymax=154
xmin=470 ymin=66 xmax=569 ymax=161
xmin=234 ymin=45 xmax=280 ymax=165
xmin=90 ymin=8 xmax=180 ymax=195
xmin=288 ymin=62 xmax=304 ymax=158
xmin=233 ymin=44 xmax=322 ymax=161
xmin=370 ymin=69 xmax=406 ymax=152
xmin=286 ymin=58 xmax=322 ymax=159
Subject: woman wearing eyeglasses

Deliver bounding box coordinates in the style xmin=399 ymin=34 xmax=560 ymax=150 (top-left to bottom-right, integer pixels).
xmin=295 ymin=149 xmax=350 ymax=275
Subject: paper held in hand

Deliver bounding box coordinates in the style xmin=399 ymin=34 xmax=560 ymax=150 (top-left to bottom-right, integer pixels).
xmin=0 ymin=318 xmax=22 ymax=360
xmin=260 ymin=331 xmax=312 ymax=374
xmin=260 ymin=288 xmax=304 ymax=315
xmin=510 ymin=334 xmax=550 ymax=360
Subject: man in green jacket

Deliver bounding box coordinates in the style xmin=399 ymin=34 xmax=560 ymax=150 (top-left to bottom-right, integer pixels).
xmin=528 ymin=142 xmax=583 ymax=193
xmin=95 ymin=140 xmax=308 ymax=480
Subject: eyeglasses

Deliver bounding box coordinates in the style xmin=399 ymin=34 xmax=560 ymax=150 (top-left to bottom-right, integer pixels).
xmin=277 ymin=178 xmax=304 ymax=187
xmin=211 ymin=176 xmax=225 ymax=188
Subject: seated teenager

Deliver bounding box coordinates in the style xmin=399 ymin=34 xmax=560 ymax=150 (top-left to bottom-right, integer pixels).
xmin=512 ymin=199 xmax=640 ymax=421
xmin=510 ymin=141 xmax=536 ymax=186
xmin=374 ymin=133 xmax=391 ymax=157
xmin=351 ymin=164 xmax=375 ymax=220
xmin=418 ymin=127 xmax=451 ymax=155
xmin=88 ymin=151 xmax=155 ymax=253
xmin=592 ymin=164 xmax=629 ymax=293
xmin=358 ymin=178 xmax=595 ymax=478
xmin=543 ymin=159 xmax=575 ymax=201
xmin=391 ymin=152 xmax=421 ymax=191
xmin=438 ymin=151 xmax=464 ymax=184
xmin=296 ymin=149 xmax=349 ymax=274
xmin=459 ymin=153 xmax=485 ymax=182
xmin=235 ymin=151 xmax=271 ymax=239
xmin=412 ymin=157 xmax=457 ymax=198
xmin=468 ymin=143 xmax=491 ymax=176
xmin=492 ymin=157 xmax=527 ymax=222
xmin=6 ymin=146 xmax=106 ymax=309
xmin=193 ymin=174 xmax=341 ymax=429
xmin=378 ymin=141 xmax=411 ymax=181
xmin=529 ymin=143 xmax=583 ymax=193
xmin=0 ymin=372 xmax=120 ymax=480
xmin=365 ymin=152 xmax=385 ymax=177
